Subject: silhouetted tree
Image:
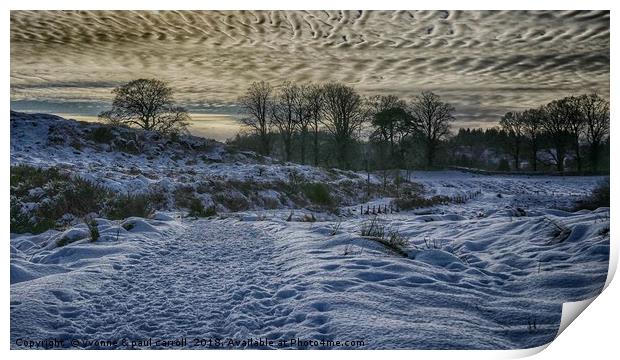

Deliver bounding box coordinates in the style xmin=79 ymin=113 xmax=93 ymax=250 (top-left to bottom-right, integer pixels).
xmin=369 ymin=95 xmax=410 ymax=166
xmin=292 ymin=83 xmax=312 ymax=164
xmin=99 ymin=78 xmax=190 ymax=135
xmin=239 ymin=81 xmax=273 ymax=156
xmin=499 ymin=111 xmax=524 ymax=170
xmin=270 ymin=82 xmax=298 ymax=162
xmin=408 ymin=91 xmax=454 ymax=168
xmin=542 ymin=98 xmax=574 ymax=172
xmin=564 ymin=96 xmax=586 ymax=172
xmin=306 ymin=84 xmax=324 ymax=166
xmin=321 ymin=83 xmax=367 ymax=169
xmin=579 ymin=93 xmax=610 ymax=172
xmin=521 ymin=108 xmax=544 ymax=171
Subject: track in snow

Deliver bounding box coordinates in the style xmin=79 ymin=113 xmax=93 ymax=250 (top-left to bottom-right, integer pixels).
xmin=11 ymin=219 xmax=321 ymax=349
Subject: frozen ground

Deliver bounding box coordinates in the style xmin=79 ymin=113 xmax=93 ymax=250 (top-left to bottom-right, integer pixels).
xmin=10 ymin=112 xmax=610 ymax=349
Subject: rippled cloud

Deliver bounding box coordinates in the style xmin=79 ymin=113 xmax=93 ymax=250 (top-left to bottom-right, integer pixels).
xmin=10 ymin=10 xmax=610 ymax=129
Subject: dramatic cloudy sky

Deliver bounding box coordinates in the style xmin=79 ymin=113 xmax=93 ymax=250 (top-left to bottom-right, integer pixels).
xmin=10 ymin=10 xmax=610 ymax=140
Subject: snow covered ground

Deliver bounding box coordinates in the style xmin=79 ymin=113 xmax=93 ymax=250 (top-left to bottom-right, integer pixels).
xmin=10 ymin=112 xmax=610 ymax=349
xmin=10 ymin=111 xmax=370 ymax=213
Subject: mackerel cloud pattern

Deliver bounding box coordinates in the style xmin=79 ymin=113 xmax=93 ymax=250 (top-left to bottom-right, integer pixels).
xmin=10 ymin=10 xmax=610 ymax=127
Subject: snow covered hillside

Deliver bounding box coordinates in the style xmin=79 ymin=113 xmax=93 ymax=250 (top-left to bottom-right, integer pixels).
xmin=10 ymin=111 xmax=372 ymax=217
xmin=10 ymin=112 xmax=610 ymax=349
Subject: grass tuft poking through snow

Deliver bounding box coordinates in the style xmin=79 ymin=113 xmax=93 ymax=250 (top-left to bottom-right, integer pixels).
xmin=360 ymin=216 xmax=385 ymax=238
xmin=543 ymin=216 xmax=572 ymax=243
xmin=85 ymin=218 xmax=100 ymax=242
xmin=360 ymin=216 xmax=409 ymax=256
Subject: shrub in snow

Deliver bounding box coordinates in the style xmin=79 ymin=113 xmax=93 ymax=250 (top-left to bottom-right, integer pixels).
xmin=104 ymin=193 xmax=156 ymax=220
xmin=121 ymin=222 xmax=135 ymax=231
xmin=116 ymin=137 xmax=142 ymax=154
xmin=88 ymin=125 xmax=116 ymax=143
xmin=574 ymin=179 xmax=609 ymax=211
xmin=174 ymin=186 xmax=197 ymax=207
xmin=119 ymin=218 xmax=158 ymax=233
xmin=11 ymin=166 xmax=109 ymax=233
xmin=392 ymin=194 xmax=449 ymax=211
xmin=195 ymin=182 xmax=211 ymax=194
xmin=173 ymin=186 xmax=217 ymax=217
xmin=213 ymin=191 xmax=250 ymax=212
xmin=55 ymin=228 xmax=89 ymax=247
xmin=287 ymin=170 xmax=305 ymax=189
xmin=11 ymin=165 xmax=65 ymax=196
xmin=259 ymin=193 xmax=281 ymax=209
xmin=188 ymin=199 xmax=217 ymax=218
xmin=11 ymin=165 xmax=164 ymax=234
xmin=329 ymin=220 xmax=342 ymax=236
xmin=11 ymin=201 xmax=54 ymax=234
xmin=301 ymin=182 xmax=333 ymax=206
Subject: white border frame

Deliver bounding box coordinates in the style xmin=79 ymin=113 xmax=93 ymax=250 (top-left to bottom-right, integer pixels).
xmin=3 ymin=1 xmax=616 ymax=359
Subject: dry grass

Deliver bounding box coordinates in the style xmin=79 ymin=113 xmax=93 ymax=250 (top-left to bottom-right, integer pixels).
xmin=360 ymin=216 xmax=409 ymax=256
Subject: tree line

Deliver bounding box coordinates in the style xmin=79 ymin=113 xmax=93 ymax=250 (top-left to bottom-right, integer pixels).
xmin=235 ymin=80 xmax=609 ymax=173
xmin=236 ymin=81 xmax=455 ymax=170
xmin=96 ymin=78 xmax=609 ymax=174
xmin=498 ymin=93 xmax=609 ymax=172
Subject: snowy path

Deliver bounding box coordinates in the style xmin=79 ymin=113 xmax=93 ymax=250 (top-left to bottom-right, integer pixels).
xmin=12 ymin=219 xmax=313 ymax=349
xmin=96 ymin=220 xmax=290 ymax=347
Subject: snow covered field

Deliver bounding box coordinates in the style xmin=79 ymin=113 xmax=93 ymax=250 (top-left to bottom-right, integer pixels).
xmin=10 ymin=113 xmax=610 ymax=349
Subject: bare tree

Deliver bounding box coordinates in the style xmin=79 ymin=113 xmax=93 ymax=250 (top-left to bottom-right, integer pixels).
xmin=306 ymin=84 xmax=324 ymax=166
xmin=99 ymin=78 xmax=190 ymax=135
xmin=270 ymin=82 xmax=299 ymax=162
xmin=239 ymin=81 xmax=273 ymax=156
xmin=292 ymin=83 xmax=312 ymax=164
xmin=578 ymin=93 xmax=610 ymax=172
xmin=409 ymin=91 xmax=455 ymax=168
xmin=521 ymin=107 xmax=544 ymax=171
xmin=499 ymin=111 xmax=525 ymax=171
xmin=542 ymin=98 xmax=575 ymax=172
xmin=320 ymin=83 xmax=368 ymax=169
xmin=565 ymin=96 xmax=586 ymax=172
xmin=369 ymin=95 xmax=405 ymax=116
